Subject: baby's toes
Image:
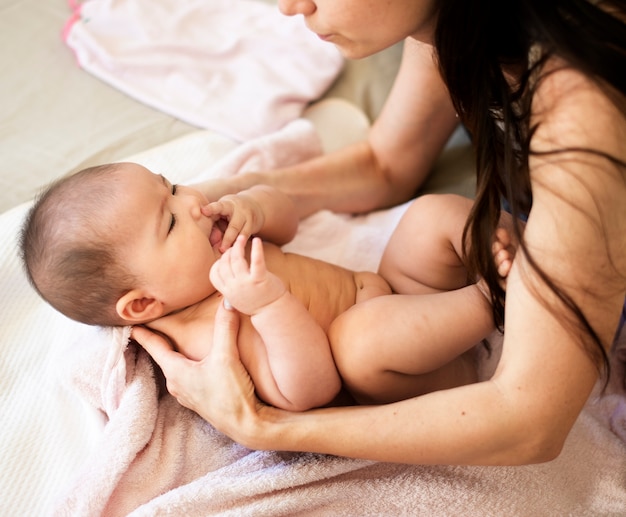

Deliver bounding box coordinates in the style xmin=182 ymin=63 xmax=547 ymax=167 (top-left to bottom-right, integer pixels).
xmin=494 ymin=227 xmax=512 ymax=248
xmin=495 ymin=249 xmax=512 ymax=278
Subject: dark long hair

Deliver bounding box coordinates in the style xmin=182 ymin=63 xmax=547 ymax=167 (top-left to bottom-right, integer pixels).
xmin=434 ymin=0 xmax=626 ymax=376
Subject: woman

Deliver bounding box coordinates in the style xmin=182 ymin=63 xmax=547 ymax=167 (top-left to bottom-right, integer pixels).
xmin=133 ymin=0 xmax=626 ymax=465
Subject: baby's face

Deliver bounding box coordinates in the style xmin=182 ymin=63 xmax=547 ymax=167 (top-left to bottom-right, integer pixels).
xmin=114 ymin=163 xmax=224 ymax=313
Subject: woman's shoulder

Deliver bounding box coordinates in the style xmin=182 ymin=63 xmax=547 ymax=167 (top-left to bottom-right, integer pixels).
xmin=530 ymin=55 xmax=626 ymax=161
xmin=526 ymin=55 xmax=626 ymax=282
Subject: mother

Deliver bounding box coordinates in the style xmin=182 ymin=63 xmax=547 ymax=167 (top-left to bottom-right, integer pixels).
xmin=134 ymin=0 xmax=626 ymax=465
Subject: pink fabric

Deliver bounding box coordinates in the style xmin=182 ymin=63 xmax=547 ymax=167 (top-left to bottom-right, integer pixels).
xmin=63 ymin=0 xmax=344 ymax=141
xmin=51 ymin=122 xmax=626 ymax=516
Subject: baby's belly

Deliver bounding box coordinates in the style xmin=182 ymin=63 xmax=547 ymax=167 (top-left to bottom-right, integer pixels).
xmin=283 ymin=255 xmax=391 ymax=331
xmin=353 ymin=270 xmax=393 ymax=304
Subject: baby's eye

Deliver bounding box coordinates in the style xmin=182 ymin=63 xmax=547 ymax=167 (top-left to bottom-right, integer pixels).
xmin=168 ymin=214 xmax=177 ymax=234
xmin=172 ymin=184 xmax=178 ymax=195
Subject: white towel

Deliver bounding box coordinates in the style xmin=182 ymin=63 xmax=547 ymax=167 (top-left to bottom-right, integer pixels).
xmin=63 ymin=0 xmax=344 ymax=141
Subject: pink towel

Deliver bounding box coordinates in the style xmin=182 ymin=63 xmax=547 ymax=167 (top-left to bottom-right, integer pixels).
xmin=51 ymin=122 xmax=626 ymax=516
xmin=63 ymin=0 xmax=344 ymax=141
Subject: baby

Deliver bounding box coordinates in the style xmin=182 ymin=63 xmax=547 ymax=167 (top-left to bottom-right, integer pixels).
xmin=20 ymin=162 xmax=505 ymax=411
xmin=20 ymin=162 xmax=391 ymax=411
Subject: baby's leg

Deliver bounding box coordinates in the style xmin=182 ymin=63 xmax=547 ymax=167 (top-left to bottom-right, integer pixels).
xmin=379 ymin=194 xmax=474 ymax=295
xmin=330 ymin=290 xmax=488 ymax=404
xmin=333 ymin=198 xmax=519 ymax=404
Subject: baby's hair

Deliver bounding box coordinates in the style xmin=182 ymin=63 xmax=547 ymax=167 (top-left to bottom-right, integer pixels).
xmin=19 ymin=163 xmax=138 ymax=326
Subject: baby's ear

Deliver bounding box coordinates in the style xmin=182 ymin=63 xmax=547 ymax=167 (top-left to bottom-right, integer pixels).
xmin=116 ymin=290 xmax=164 ymax=323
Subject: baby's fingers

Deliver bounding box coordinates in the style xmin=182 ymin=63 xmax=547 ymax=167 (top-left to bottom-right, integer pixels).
xmin=229 ymin=235 xmax=252 ymax=273
xmin=248 ymin=237 xmax=268 ymax=279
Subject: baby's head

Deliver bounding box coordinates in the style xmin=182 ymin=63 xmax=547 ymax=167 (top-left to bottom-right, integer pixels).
xmin=21 ymin=162 xmax=223 ymax=327
xmin=20 ymin=163 xmax=138 ymax=326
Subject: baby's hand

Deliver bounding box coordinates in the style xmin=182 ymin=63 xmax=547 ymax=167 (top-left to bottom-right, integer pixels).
xmin=209 ymin=236 xmax=286 ymax=315
xmin=202 ymin=193 xmax=265 ymax=252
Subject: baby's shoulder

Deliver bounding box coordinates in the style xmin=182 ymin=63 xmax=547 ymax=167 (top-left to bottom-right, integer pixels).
xmin=155 ymin=293 xmax=223 ymax=361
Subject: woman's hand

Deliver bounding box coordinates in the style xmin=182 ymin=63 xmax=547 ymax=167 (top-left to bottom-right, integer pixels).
xmin=131 ymin=301 xmax=265 ymax=442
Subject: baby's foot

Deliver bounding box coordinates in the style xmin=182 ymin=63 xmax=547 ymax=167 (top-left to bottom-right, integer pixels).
xmin=475 ymin=227 xmax=517 ymax=303
xmin=492 ymin=227 xmax=515 ymax=281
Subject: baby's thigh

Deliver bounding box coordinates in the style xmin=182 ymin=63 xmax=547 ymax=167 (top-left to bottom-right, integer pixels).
xmin=379 ymin=194 xmax=474 ymax=294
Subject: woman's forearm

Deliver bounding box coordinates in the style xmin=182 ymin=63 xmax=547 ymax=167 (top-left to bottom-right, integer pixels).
xmin=239 ymin=185 xmax=299 ymax=245
xmin=243 ymin=380 xmax=563 ymax=466
xmin=240 ymin=265 xmax=600 ymax=466
xmin=195 ymin=140 xmax=425 ymax=220
xmin=259 ymin=141 xmax=415 ymax=217
xmin=197 ymin=136 xmax=444 ymax=219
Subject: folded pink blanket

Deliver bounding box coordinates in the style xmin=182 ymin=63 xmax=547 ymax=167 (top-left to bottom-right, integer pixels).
xmin=51 ymin=122 xmax=626 ymax=516
xmin=63 ymin=0 xmax=344 ymax=141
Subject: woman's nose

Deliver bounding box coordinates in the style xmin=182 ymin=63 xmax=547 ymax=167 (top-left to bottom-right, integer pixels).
xmin=277 ymin=0 xmax=316 ymax=17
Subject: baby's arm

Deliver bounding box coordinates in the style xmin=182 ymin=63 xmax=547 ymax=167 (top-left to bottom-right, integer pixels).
xmin=203 ymin=185 xmax=298 ymax=251
xmin=209 ymin=236 xmax=342 ymax=411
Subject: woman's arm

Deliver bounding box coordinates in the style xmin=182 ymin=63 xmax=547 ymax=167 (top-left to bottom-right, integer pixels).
xmin=194 ymin=38 xmax=459 ymax=219
xmin=240 ymin=65 xmax=625 ymax=464
xmin=133 ymin=241 xmax=608 ymax=465
xmin=135 ymin=64 xmax=625 ymax=466
xmin=249 ymin=65 xmax=626 ymax=463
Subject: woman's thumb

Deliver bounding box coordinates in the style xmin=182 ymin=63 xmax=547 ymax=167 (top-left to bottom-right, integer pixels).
xmin=213 ymin=298 xmax=241 ymax=357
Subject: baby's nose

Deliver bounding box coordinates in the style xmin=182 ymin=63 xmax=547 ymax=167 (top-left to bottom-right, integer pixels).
xmin=180 ymin=193 xmax=203 ymax=220
xmin=189 ymin=199 xmax=203 ymax=220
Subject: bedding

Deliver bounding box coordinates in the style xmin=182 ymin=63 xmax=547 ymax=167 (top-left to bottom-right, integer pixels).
xmin=2 ymin=116 xmax=626 ymax=516
xmin=63 ymin=0 xmax=344 ymax=141
xmin=2 ymin=0 xmax=626 ymax=514
xmin=0 ymin=0 xmax=400 ymax=214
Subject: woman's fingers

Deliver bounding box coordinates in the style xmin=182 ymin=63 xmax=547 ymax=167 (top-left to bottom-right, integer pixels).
xmin=132 ymin=325 xmax=182 ymax=373
xmin=214 ymin=297 xmax=242 ymax=354
xmin=132 ymin=292 xmax=263 ymax=444
xmin=131 ymin=325 xmax=191 ymax=401
xmin=201 ymin=301 xmax=261 ymax=430
xmin=132 ymin=305 xmax=245 ymax=418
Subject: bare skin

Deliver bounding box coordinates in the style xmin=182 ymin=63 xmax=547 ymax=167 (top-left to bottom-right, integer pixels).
xmin=147 ymin=238 xmax=391 ymax=410
xmin=331 ymin=194 xmax=515 ymax=405
xmin=192 ymin=40 xmax=458 ymax=219
xmin=492 ymin=228 xmax=515 ymax=279
xmin=133 ymin=0 xmax=626 ymax=467
xmin=150 ymin=194 xmax=504 ymax=409
xmin=134 ymin=61 xmax=625 ymax=465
